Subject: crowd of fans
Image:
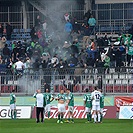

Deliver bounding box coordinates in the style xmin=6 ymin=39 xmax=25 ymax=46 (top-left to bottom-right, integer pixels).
xmin=0 ymin=12 xmax=133 ymax=76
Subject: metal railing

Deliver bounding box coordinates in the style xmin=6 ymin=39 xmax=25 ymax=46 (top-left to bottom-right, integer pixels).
xmin=0 ymin=67 xmax=133 ymax=95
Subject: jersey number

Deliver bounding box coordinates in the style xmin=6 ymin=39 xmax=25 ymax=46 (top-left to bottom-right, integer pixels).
xmin=95 ymin=94 xmax=100 ymax=100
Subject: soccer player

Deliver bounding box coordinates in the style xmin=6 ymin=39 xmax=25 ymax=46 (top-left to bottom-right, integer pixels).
xmin=91 ymin=86 xmax=101 ymax=123
xmin=55 ymin=89 xmax=66 ymax=123
xmin=33 ymin=89 xmax=47 ymax=123
xmin=83 ymin=88 xmax=92 ymax=123
xmin=44 ymin=88 xmax=54 ymax=119
xmin=99 ymin=89 xmax=104 ymax=123
xmin=10 ymin=90 xmax=16 ymax=119
xmin=66 ymin=88 xmax=74 ymax=123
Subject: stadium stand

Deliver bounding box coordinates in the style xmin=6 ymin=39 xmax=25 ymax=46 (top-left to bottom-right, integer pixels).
xmin=0 ymin=0 xmax=133 ymax=95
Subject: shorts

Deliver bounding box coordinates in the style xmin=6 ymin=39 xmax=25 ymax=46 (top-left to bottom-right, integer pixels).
xmin=100 ymin=108 xmax=103 ymax=114
xmin=58 ymin=103 xmax=66 ymax=113
xmin=68 ymin=106 xmax=74 ymax=113
xmin=45 ymin=104 xmax=51 ymax=112
xmin=85 ymin=107 xmax=91 ymax=113
xmin=92 ymin=105 xmax=100 ymax=111
xmin=10 ymin=104 xmax=16 ymax=110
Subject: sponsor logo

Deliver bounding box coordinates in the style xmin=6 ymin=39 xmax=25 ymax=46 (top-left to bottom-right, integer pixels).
xmin=0 ymin=106 xmax=31 ymax=119
xmin=32 ymin=106 xmax=116 ymax=119
xmin=115 ymin=97 xmax=133 ymax=111
xmin=0 ymin=109 xmax=21 ymax=118
xmin=119 ymin=106 xmax=133 ymax=119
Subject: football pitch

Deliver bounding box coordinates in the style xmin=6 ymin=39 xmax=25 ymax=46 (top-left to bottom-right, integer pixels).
xmin=1 ymin=119 xmax=133 ymax=133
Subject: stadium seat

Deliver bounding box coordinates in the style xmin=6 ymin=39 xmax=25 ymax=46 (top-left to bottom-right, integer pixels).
xmin=25 ymin=29 xmax=31 ymax=33
xmin=87 ymin=79 xmax=94 ymax=85
xmin=15 ymin=34 xmax=21 ymax=39
xmin=121 ymin=85 xmax=127 ymax=93
xmin=119 ymin=74 xmax=126 ymax=79
xmin=106 ymin=85 xmax=113 ymax=93
xmin=127 ymin=74 xmax=132 ymax=79
xmin=113 ymin=74 xmax=118 ymax=79
xmin=114 ymin=86 xmax=121 ymax=93
xmin=108 ymin=79 xmax=114 ymax=84
xmin=109 ymin=68 xmax=115 ymax=73
xmin=128 ymin=86 xmax=133 ymax=93
xmin=115 ymin=79 xmax=122 ymax=84
xmin=121 ymin=79 xmax=128 ymax=84
xmin=94 ymin=79 xmax=98 ymax=85
xmin=13 ymin=29 xmax=19 ymax=33
xmin=20 ymin=29 xmax=25 ymax=33
xmin=105 ymin=74 xmax=112 ymax=79
xmin=129 ymin=79 xmax=132 ymax=85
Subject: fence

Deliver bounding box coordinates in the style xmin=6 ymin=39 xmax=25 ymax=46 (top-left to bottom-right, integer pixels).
xmin=92 ymin=3 xmax=133 ymax=33
xmin=0 ymin=67 xmax=133 ymax=95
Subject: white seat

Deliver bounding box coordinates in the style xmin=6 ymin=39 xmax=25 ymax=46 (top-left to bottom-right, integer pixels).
xmin=8 ymin=81 xmax=13 ymax=84
xmin=94 ymin=80 xmax=98 ymax=84
xmin=109 ymin=68 xmax=115 ymax=73
xmin=127 ymin=74 xmax=132 ymax=79
xmin=87 ymin=79 xmax=94 ymax=85
xmin=115 ymin=79 xmax=122 ymax=84
xmin=82 ymin=80 xmax=87 ymax=84
xmin=108 ymin=79 xmax=114 ymax=84
xmin=129 ymin=79 xmax=133 ymax=84
xmin=105 ymin=80 xmax=109 ymax=84
xmin=105 ymin=74 xmax=112 ymax=79
xmin=122 ymin=79 xmax=128 ymax=84
xmin=113 ymin=74 xmax=118 ymax=79
xmin=119 ymin=74 xmax=125 ymax=79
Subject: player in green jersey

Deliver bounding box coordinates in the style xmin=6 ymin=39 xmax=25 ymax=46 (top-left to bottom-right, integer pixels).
xmin=83 ymin=88 xmax=92 ymax=123
xmin=44 ymin=88 xmax=54 ymax=119
xmin=65 ymin=88 xmax=74 ymax=123
xmin=10 ymin=90 xmax=16 ymax=119
xmin=55 ymin=89 xmax=66 ymax=123
xmin=99 ymin=89 xmax=104 ymax=123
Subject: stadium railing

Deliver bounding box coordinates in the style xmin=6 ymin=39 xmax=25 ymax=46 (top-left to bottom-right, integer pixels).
xmin=0 ymin=67 xmax=132 ymax=95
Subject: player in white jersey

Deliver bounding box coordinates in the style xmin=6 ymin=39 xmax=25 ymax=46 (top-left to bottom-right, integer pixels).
xmin=91 ymin=86 xmax=101 ymax=123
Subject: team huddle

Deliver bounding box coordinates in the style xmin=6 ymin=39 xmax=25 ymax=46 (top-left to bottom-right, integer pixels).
xmin=9 ymin=87 xmax=104 ymax=124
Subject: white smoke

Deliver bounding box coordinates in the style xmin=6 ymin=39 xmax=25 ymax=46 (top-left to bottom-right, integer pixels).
xmin=17 ymin=75 xmax=41 ymax=95
xmin=41 ymin=0 xmax=78 ymax=59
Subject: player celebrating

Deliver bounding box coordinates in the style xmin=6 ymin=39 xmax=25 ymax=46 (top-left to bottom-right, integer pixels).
xmin=83 ymin=88 xmax=92 ymax=123
xmin=66 ymin=88 xmax=74 ymax=123
xmin=44 ymin=88 xmax=54 ymax=119
xmin=99 ymin=89 xmax=104 ymax=123
xmin=91 ymin=86 xmax=101 ymax=123
xmin=10 ymin=90 xmax=16 ymax=119
xmin=55 ymin=89 xmax=66 ymax=123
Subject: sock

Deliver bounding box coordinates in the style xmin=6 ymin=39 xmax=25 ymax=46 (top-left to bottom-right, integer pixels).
xmin=48 ymin=111 xmax=50 ymax=118
xmin=11 ymin=110 xmax=13 ymax=119
xmin=68 ymin=118 xmax=70 ymax=121
xmin=71 ymin=118 xmax=74 ymax=122
xmin=88 ymin=112 xmax=92 ymax=121
xmin=98 ymin=113 xmax=101 ymax=122
xmin=94 ymin=114 xmax=97 ymax=122
xmin=61 ymin=114 xmax=63 ymax=121
xmin=100 ymin=114 xmax=103 ymax=122
xmin=14 ymin=110 xmax=16 ymax=119
xmin=58 ymin=114 xmax=60 ymax=121
xmin=87 ymin=113 xmax=89 ymax=121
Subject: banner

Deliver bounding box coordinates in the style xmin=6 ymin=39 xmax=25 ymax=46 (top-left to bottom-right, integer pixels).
xmin=119 ymin=106 xmax=133 ymax=119
xmin=114 ymin=97 xmax=133 ymax=112
xmin=0 ymin=106 xmax=31 ymax=119
xmin=32 ymin=106 xmax=116 ymax=119
xmin=0 ymin=96 xmax=114 ymax=106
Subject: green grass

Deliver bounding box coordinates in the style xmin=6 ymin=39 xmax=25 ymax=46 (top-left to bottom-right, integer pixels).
xmin=1 ymin=119 xmax=133 ymax=133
